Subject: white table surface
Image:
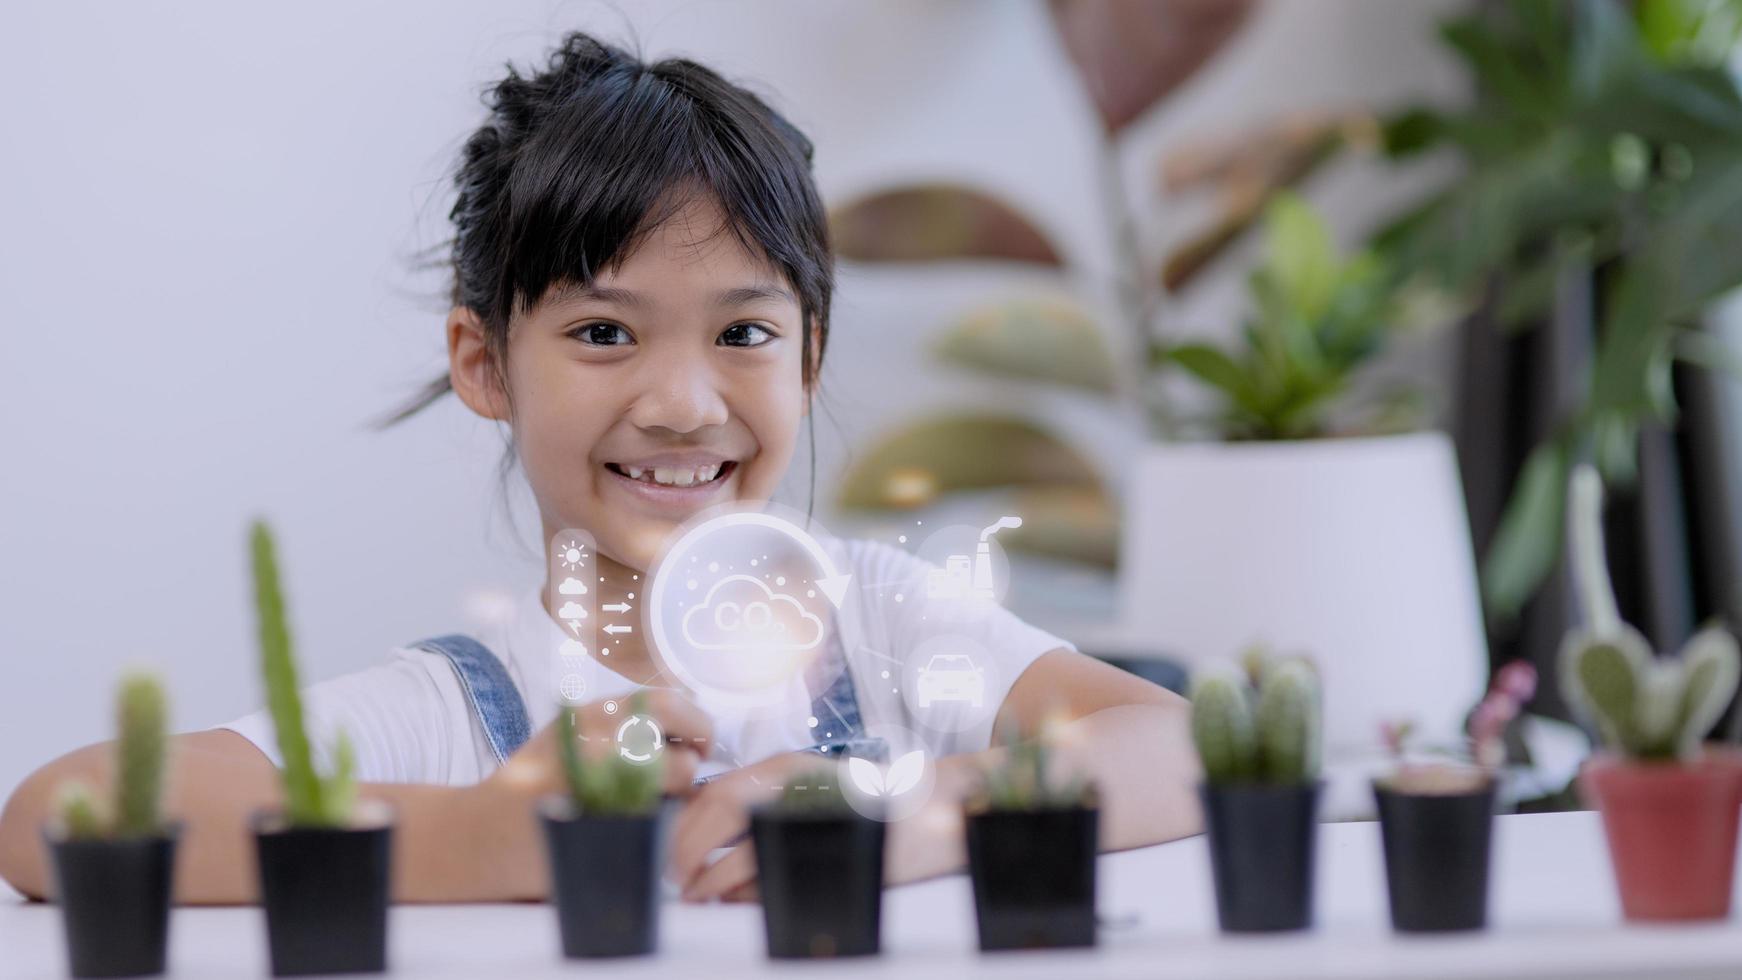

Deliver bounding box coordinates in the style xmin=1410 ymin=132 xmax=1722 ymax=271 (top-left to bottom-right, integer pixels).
xmin=4 ymin=810 xmax=1739 ymax=979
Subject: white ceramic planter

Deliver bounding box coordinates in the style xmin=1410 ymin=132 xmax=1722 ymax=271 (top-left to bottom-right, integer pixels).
xmin=1120 ymin=431 xmax=1488 ymax=761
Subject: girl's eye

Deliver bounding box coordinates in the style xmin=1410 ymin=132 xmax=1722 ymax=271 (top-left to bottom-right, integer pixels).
xmin=570 ymin=322 xmax=633 ymax=347
xmin=719 ymin=322 xmax=774 ymax=348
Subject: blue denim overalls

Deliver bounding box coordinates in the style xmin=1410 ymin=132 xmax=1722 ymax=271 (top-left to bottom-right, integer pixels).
xmin=408 ymin=621 xmax=876 ymax=769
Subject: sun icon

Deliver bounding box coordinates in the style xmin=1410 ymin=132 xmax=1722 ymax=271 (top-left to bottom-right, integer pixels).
xmin=558 ymin=539 xmax=588 ymax=571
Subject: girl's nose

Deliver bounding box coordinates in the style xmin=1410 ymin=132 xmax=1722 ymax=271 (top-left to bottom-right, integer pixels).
xmin=626 ymin=359 xmax=730 ymax=435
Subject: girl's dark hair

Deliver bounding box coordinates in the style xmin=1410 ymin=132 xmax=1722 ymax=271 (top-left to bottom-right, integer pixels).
xmin=390 ymin=31 xmax=833 ymax=422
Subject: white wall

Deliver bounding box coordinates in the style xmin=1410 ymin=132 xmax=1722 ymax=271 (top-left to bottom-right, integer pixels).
xmin=0 ymin=0 xmax=1465 ymax=800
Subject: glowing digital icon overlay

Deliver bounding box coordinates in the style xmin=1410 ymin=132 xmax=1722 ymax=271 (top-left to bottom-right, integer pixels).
xmin=682 ymin=574 xmax=825 ymax=652
xmin=548 ymin=530 xmax=597 ymax=639
xmin=900 ymin=633 xmax=1001 ymax=733
xmin=838 ymin=723 xmax=936 ymax=822
xmin=549 ymin=529 xmax=599 ymax=708
xmin=558 ymin=673 xmax=588 ymax=703
xmin=915 ymin=652 xmax=985 ymax=708
xmin=846 ymin=750 xmax=925 ymax=798
xmin=648 ymin=505 xmax=856 ymax=710
xmin=615 ymin=714 xmax=664 ymax=765
xmin=925 ymin=516 xmax=1021 ymax=600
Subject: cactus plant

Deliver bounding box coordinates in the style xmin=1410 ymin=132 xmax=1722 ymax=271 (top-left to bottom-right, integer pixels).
xmin=1558 ymin=466 xmax=1741 ymax=762
xmin=975 ymin=719 xmax=1095 ymax=811
xmin=114 ymin=673 xmax=168 ymax=836
xmin=1191 ymin=655 xmax=1322 ymax=784
xmin=250 ymin=520 xmax=356 ymax=826
xmin=555 ymin=693 xmax=662 ymax=815
xmin=54 ymin=672 xmax=169 ymax=839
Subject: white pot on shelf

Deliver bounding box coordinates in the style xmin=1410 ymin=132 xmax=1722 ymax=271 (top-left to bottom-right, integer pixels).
xmin=1120 ymin=431 xmax=1489 ymax=768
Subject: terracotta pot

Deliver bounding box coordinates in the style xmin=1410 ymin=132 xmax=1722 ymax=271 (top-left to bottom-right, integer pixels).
xmin=1581 ymin=749 xmax=1742 ymax=922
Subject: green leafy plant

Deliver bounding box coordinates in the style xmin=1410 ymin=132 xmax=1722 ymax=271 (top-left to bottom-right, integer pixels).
xmin=1377 ymin=0 xmax=1742 ymax=618
xmin=55 ymin=673 xmax=169 ymax=839
xmin=975 ymin=728 xmax=1095 ymax=812
xmin=555 ymin=694 xmax=662 ymax=815
xmin=251 ymin=520 xmax=356 ymax=827
xmin=1190 ymin=655 xmax=1322 ymax=784
xmin=1558 ymin=465 xmax=1741 ymax=761
xmin=1161 ymin=192 xmax=1411 ymax=441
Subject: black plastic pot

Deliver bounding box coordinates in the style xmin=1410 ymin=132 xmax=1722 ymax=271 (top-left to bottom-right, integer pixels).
xmin=750 ymin=808 xmax=885 ymax=958
xmin=1200 ymin=781 xmax=1321 ymax=933
xmin=45 ymin=828 xmax=178 ymax=977
xmin=540 ymin=797 xmax=670 ymax=958
xmin=252 ymin=812 xmax=392 ymax=976
xmin=965 ymin=805 xmax=1098 ymax=951
xmin=1373 ymin=778 xmax=1496 ymax=932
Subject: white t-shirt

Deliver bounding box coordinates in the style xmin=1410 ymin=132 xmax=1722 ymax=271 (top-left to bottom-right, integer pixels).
xmin=219 ymin=539 xmax=1072 ymax=786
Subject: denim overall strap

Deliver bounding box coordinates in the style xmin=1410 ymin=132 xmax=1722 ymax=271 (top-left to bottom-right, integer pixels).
xmin=411 ymin=634 xmax=533 ymax=765
xmin=804 ymin=624 xmax=883 ymax=761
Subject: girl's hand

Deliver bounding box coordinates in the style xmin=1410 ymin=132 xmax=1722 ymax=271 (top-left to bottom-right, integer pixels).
xmin=482 ymin=689 xmax=715 ymax=805
xmin=667 ymin=750 xmax=825 ymax=902
xmin=674 ymin=752 xmax=984 ymax=903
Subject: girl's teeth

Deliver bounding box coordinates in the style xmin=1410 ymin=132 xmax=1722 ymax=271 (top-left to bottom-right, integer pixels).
xmin=620 ymin=463 xmax=724 ymax=487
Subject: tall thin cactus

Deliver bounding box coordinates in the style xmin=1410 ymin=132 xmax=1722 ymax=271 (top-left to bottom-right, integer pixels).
xmin=1559 ymin=465 xmax=1741 ymax=761
xmin=114 ymin=673 xmax=168 ymax=836
xmin=251 ymin=520 xmax=355 ymax=826
xmin=55 ymin=673 xmax=169 ymax=839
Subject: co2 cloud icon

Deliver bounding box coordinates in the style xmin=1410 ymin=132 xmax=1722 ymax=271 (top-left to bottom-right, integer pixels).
xmin=682 ymin=575 xmax=824 ymax=652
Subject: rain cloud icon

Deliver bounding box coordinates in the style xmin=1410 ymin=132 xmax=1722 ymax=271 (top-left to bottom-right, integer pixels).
xmin=682 ymin=574 xmax=825 ymax=652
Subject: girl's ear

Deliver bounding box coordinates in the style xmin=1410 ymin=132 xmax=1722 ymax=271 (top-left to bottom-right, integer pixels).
xmin=448 ymin=307 xmax=510 ymax=422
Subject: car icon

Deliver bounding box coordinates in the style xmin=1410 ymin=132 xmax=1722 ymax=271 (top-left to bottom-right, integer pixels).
xmin=916 ymin=653 xmax=985 ymax=709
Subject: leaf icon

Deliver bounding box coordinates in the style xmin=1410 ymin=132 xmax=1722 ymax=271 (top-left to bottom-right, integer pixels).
xmin=886 ymin=750 xmax=925 ymax=796
xmin=847 ymin=756 xmax=886 ymax=797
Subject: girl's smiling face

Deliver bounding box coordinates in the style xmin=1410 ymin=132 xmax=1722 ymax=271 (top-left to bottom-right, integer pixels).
xmin=449 ymin=191 xmax=810 ymax=571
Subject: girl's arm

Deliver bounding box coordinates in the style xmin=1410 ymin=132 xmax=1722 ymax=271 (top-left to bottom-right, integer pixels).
xmin=1 ymin=691 xmax=720 ymax=905
xmin=0 ymin=731 xmax=544 ymax=904
xmin=675 ymin=650 xmax=1200 ymax=900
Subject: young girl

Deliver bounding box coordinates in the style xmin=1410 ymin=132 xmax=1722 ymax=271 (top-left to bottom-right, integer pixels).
xmin=0 ymin=32 xmax=1198 ymax=904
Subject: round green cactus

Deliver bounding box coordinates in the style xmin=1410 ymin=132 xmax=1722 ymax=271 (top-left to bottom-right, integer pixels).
xmin=1559 ymin=465 xmax=1741 ymax=761
xmin=1256 ymin=659 xmax=1321 ymax=783
xmin=1190 ymin=665 xmax=1257 ymax=782
xmin=1190 ymin=655 xmax=1321 ymax=785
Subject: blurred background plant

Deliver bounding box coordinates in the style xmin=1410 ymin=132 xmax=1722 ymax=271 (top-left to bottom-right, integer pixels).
xmin=1159 ymin=192 xmax=1420 ymax=440
xmin=1374 ymin=0 xmax=1742 ymax=624
xmin=830 ymin=1 xmax=1424 ymax=572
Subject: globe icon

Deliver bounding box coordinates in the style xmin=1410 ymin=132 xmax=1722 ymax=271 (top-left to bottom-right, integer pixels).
xmin=559 ymin=673 xmax=587 ymax=702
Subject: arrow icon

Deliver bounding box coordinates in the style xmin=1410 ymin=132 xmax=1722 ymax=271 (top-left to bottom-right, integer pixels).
xmin=602 ymin=602 xmax=632 ymax=614
xmin=816 ymin=574 xmax=852 ymax=609
xmin=603 ymin=623 xmax=634 ymax=635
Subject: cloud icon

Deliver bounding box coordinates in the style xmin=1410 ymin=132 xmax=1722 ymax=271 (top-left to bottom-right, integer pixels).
xmin=682 ymin=574 xmax=824 ymax=652
xmin=557 ymin=602 xmax=589 ymax=621
xmin=559 ymin=638 xmax=588 ymax=659
xmin=558 ymin=577 xmax=588 ymax=596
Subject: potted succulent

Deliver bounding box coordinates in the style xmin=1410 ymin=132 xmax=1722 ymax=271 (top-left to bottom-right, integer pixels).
xmin=964 ymin=730 xmax=1099 ymax=951
xmin=1371 ymin=660 xmax=1535 ymax=932
xmin=750 ymin=766 xmax=885 ymax=959
xmin=44 ymin=673 xmax=175 ymax=978
xmin=1559 ymin=466 xmax=1742 ymax=922
xmin=247 ymin=521 xmax=392 ymax=976
xmin=1190 ymin=653 xmax=1323 ymax=932
xmin=540 ymin=697 xmax=667 ymax=958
